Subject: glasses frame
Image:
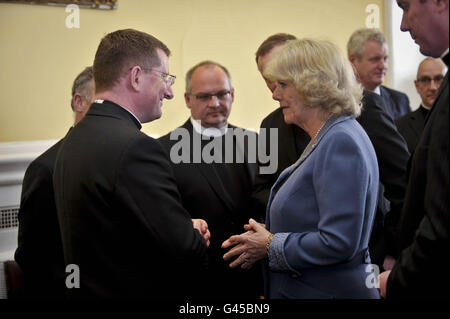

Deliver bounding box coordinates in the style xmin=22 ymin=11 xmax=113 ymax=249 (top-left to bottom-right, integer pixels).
xmin=417 ymin=75 xmax=445 ymax=86
xmin=190 ymin=90 xmax=232 ymax=101
xmin=130 ymin=66 xmax=176 ymax=87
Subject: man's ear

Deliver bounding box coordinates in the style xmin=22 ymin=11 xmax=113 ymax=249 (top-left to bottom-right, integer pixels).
xmin=349 ymin=54 xmax=357 ymax=65
xmin=414 ymin=79 xmax=420 ymax=92
xmin=129 ymin=66 xmax=142 ymax=91
xmin=73 ymin=93 xmax=84 ymax=113
xmin=184 ymin=92 xmax=192 ymax=109
xmin=230 ymin=88 xmax=235 ymax=103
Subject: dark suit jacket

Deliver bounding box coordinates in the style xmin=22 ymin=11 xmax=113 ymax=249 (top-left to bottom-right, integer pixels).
xmin=395 ymin=106 xmax=428 ymax=154
xmin=15 ymin=137 xmax=67 ymax=299
xmin=53 ymin=101 xmax=208 ymax=299
xmin=387 ymin=54 xmax=449 ymax=299
xmin=252 ymin=108 xmax=310 ymax=214
xmin=158 ymin=119 xmax=262 ymax=298
xmin=252 ymin=91 xmax=410 ymax=268
xmin=380 ymin=85 xmax=412 ymax=120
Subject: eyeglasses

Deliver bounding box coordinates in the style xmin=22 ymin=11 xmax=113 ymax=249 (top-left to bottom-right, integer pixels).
xmin=417 ymin=75 xmax=444 ymax=86
xmin=136 ymin=67 xmax=176 ymax=87
xmin=190 ymin=90 xmax=231 ymax=101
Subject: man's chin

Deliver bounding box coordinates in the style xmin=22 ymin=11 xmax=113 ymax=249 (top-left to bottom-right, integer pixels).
xmin=204 ymin=118 xmax=227 ymax=128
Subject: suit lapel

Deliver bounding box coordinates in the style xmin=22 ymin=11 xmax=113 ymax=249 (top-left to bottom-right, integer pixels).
xmin=230 ymin=124 xmax=257 ymax=184
xmin=408 ymin=109 xmax=425 ymax=139
xmin=380 ymin=86 xmax=394 ymax=117
xmin=425 ymin=72 xmax=449 ymax=124
xmin=265 ymin=114 xmax=346 ymax=226
xmin=183 ymin=120 xmax=236 ymax=213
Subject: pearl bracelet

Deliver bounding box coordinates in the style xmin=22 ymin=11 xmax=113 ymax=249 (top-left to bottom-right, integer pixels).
xmin=266 ymin=233 xmax=274 ymax=256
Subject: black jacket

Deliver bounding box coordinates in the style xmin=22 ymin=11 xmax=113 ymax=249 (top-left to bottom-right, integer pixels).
xmin=53 ymin=101 xmax=208 ymax=299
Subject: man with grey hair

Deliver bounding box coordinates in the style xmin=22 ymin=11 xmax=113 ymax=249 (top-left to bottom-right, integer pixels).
xmin=71 ymin=66 xmax=95 ymax=125
xmin=15 ymin=66 xmax=95 ymax=299
xmin=348 ymin=28 xmax=412 ymax=119
xmin=158 ymin=60 xmax=262 ymax=298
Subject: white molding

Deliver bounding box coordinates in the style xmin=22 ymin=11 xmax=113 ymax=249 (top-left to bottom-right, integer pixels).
xmin=0 ymin=140 xmax=57 ymax=185
xmin=0 ymin=140 xmax=58 ymax=206
xmin=0 ymin=140 xmax=58 ymax=263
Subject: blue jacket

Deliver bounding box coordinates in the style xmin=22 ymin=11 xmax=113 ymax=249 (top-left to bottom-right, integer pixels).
xmin=265 ymin=114 xmax=380 ymax=299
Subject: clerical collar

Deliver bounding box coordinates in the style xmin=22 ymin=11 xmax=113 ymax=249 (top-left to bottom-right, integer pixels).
xmin=421 ymin=104 xmax=431 ymax=111
xmin=441 ymin=48 xmax=449 ymax=67
xmin=373 ymin=86 xmax=381 ymax=95
xmin=95 ymin=99 xmax=141 ymax=124
xmin=190 ymin=117 xmax=228 ymax=137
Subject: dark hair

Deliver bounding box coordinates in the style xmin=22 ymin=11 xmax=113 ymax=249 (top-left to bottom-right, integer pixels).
xmin=255 ymin=33 xmax=297 ymax=63
xmin=71 ymin=66 xmax=93 ymax=111
xmin=185 ymin=60 xmax=232 ymax=93
xmin=93 ymin=29 xmax=171 ymax=92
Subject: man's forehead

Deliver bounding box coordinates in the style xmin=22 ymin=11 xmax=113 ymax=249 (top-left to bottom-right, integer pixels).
xmin=419 ymin=60 xmax=446 ymax=75
xmin=363 ymin=41 xmax=388 ymax=55
xmin=397 ymin=0 xmax=412 ymax=8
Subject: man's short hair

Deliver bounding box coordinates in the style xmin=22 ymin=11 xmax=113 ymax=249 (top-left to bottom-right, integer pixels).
xmin=255 ymin=33 xmax=297 ymax=63
xmin=93 ymin=29 xmax=171 ymax=93
xmin=347 ymin=28 xmax=387 ymax=58
xmin=71 ymin=66 xmax=93 ymax=111
xmin=185 ymin=61 xmax=232 ymax=93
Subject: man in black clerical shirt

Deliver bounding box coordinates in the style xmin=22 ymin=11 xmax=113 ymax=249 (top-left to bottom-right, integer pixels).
xmin=395 ymin=57 xmax=447 ymax=154
xmin=158 ymin=61 xmax=262 ymax=299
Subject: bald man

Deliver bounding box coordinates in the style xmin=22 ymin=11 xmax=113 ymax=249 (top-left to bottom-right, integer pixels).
xmin=395 ymin=58 xmax=447 ymax=153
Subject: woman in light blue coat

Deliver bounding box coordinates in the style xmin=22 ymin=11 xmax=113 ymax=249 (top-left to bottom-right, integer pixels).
xmin=223 ymin=38 xmax=380 ymax=299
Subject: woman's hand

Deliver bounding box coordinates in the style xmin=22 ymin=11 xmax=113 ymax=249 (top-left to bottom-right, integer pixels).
xmin=222 ymin=219 xmax=271 ymax=269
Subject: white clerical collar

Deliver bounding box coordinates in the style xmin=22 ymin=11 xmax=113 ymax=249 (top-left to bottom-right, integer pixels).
xmin=95 ymin=99 xmax=141 ymax=124
xmin=421 ymin=103 xmax=431 ymax=111
xmin=373 ymin=86 xmax=381 ymax=95
xmin=190 ymin=117 xmax=228 ymax=137
xmin=441 ymin=48 xmax=449 ymax=60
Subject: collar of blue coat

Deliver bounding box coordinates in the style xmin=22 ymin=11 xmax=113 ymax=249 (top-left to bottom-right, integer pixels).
xmin=293 ymin=113 xmax=353 ymax=170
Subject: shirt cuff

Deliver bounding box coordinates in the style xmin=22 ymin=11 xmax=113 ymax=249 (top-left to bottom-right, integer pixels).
xmin=268 ymin=232 xmax=293 ymax=272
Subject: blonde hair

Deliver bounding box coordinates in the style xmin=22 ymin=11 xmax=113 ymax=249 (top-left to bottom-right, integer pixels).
xmin=264 ymin=38 xmax=363 ymax=117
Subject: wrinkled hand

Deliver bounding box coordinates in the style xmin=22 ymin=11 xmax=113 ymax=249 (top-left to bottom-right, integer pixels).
xmin=378 ymin=270 xmax=391 ymax=299
xmin=222 ymin=219 xmax=271 ymax=269
xmin=192 ymin=219 xmax=211 ymax=247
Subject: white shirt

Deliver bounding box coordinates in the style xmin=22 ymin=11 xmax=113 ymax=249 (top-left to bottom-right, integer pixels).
xmin=373 ymin=86 xmax=381 ymax=95
xmin=190 ymin=117 xmax=228 ymax=137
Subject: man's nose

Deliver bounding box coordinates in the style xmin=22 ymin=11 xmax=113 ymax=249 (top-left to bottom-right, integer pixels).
xmin=429 ymin=80 xmax=439 ymax=90
xmin=165 ymin=85 xmax=174 ymax=100
xmin=208 ymin=95 xmax=220 ymax=107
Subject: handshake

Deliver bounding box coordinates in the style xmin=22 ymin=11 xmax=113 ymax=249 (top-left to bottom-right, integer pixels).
xmin=192 ymin=219 xmax=211 ymax=247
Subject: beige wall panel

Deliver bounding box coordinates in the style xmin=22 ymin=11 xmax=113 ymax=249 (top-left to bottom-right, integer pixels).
xmin=0 ymin=0 xmax=383 ymax=141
